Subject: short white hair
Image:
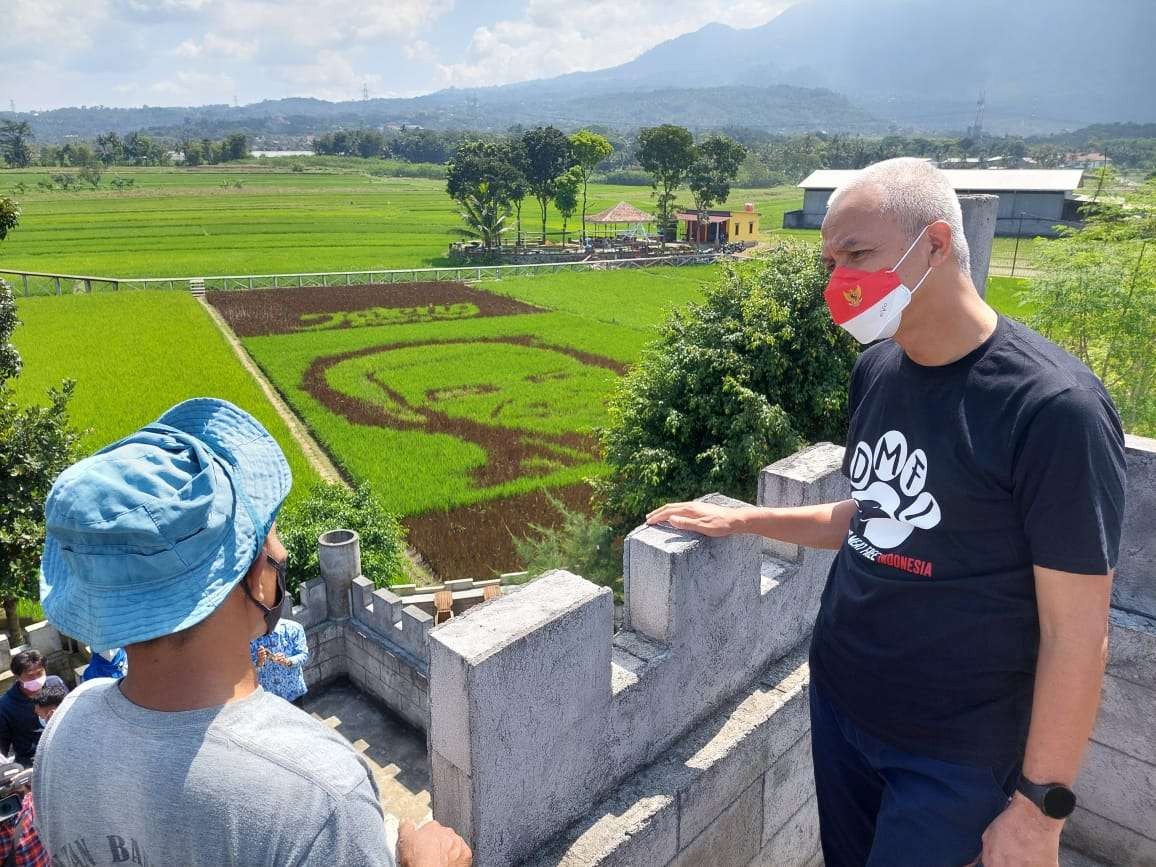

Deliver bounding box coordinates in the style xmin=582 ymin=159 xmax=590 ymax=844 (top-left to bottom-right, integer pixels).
xmin=825 ymin=158 xmax=971 ymax=274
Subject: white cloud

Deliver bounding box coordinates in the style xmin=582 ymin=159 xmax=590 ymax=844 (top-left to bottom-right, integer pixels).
xmin=438 ymin=0 xmax=796 ymax=88
xmin=403 ymin=39 xmax=438 ymax=64
xmin=175 ymin=33 xmax=258 ymax=60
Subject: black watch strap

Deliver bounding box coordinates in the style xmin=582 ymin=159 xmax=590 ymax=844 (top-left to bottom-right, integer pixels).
xmin=1016 ymin=775 xmax=1077 ymax=819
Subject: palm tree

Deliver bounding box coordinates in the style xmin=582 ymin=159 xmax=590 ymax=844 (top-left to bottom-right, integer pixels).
xmin=457 ymin=182 xmax=509 ymax=250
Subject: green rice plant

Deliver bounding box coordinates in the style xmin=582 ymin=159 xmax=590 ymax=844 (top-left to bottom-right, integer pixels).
xmin=10 ymin=290 xmax=320 ymax=503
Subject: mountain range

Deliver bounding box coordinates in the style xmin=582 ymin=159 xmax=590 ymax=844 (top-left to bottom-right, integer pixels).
xmin=8 ymin=0 xmax=1155 ymax=142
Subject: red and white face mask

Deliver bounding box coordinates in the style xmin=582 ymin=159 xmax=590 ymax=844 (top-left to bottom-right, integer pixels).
xmin=824 ymin=227 xmax=933 ymax=344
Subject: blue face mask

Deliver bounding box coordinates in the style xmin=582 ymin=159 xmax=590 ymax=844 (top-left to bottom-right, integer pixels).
xmin=244 ymin=554 xmax=286 ymax=636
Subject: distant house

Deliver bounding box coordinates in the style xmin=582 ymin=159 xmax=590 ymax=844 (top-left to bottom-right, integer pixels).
xmin=673 ymin=204 xmax=760 ymax=245
xmin=785 ymin=169 xmax=1085 ymax=237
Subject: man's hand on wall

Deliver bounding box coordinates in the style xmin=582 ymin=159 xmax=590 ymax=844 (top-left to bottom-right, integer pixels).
xmin=397 ymin=818 xmax=472 ymax=867
xmin=646 ymin=502 xmax=747 ymax=537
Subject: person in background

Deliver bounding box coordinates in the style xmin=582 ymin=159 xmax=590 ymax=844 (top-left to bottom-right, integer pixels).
xmin=30 ymin=682 xmax=68 ymax=729
xmin=251 ymin=619 xmax=309 ymax=706
xmin=0 ymin=652 xmax=65 ymax=768
xmin=81 ymin=648 xmax=127 ymax=682
xmin=0 ymin=763 xmax=48 ymax=867
xmin=34 ymin=398 xmax=471 ymax=867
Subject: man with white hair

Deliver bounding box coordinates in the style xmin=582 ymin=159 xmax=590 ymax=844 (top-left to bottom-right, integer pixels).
xmin=648 ymin=158 xmax=1125 ymax=865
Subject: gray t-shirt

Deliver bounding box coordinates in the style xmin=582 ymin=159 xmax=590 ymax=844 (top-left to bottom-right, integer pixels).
xmin=33 ymin=679 xmax=396 ymax=866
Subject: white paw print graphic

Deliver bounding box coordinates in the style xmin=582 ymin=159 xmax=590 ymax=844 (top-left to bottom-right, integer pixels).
xmin=848 ymin=430 xmax=941 ymax=549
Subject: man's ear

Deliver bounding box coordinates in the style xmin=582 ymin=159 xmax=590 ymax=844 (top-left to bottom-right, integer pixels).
xmin=926 ymin=220 xmax=954 ymax=268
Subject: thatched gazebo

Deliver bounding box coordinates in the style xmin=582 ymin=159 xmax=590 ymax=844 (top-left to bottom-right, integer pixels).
xmin=586 ymin=202 xmax=657 ymax=239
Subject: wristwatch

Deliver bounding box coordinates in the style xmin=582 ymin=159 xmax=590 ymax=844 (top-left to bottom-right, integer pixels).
xmin=1016 ymin=775 xmax=1077 ymax=819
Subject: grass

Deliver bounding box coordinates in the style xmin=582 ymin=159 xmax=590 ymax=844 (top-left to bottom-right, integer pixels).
xmin=0 ymin=163 xmax=803 ymax=279
xmin=9 ymin=290 xmax=321 ymax=502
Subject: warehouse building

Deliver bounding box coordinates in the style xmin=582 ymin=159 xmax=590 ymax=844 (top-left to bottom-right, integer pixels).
xmin=784 ymin=169 xmax=1085 ymax=236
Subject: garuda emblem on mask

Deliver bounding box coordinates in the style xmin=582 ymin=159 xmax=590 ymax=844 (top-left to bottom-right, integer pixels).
xmin=843 ymin=285 xmax=863 ymax=307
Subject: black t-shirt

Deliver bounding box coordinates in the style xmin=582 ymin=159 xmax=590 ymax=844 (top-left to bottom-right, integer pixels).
xmin=810 ymin=315 xmax=1126 ymax=767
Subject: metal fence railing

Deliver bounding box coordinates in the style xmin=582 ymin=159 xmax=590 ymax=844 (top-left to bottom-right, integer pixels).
xmin=0 ymin=253 xmax=728 ymax=297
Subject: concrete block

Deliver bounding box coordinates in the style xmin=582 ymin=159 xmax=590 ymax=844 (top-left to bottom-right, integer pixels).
xmin=672 ymin=778 xmax=763 ymax=867
xmin=523 ymin=780 xmax=678 ymax=867
xmin=751 ymin=795 xmax=821 ymax=867
xmin=763 ymin=733 xmax=814 ymax=844
xmin=1063 ymin=806 xmax=1156 ymax=867
xmin=25 ymin=622 xmax=61 ymax=655
xmin=757 ymin=442 xmax=848 ymax=563
xmin=959 ymin=194 xmax=999 ymax=295
xmin=290 ymin=602 xmax=318 ymax=630
xmin=1094 ymin=673 xmax=1156 ymax=765
xmin=430 ymin=571 xmax=613 ymax=867
xmin=445 ymin=579 xmax=474 ymax=592
xmin=1116 ymin=435 xmax=1156 ymax=618
xmin=1076 ymin=740 xmax=1156 ymax=840
xmin=1108 ymin=609 xmax=1156 ymax=691
xmin=302 ymin=577 xmax=327 ymax=622
xmin=351 ymin=576 xmax=375 ymax=620
xmin=370 ymin=587 xmax=404 ymax=634
xmin=677 ymin=679 xmax=809 ymax=845
xmin=396 ymin=606 xmax=433 ymax=661
xmin=0 ymin=634 xmax=10 ymax=672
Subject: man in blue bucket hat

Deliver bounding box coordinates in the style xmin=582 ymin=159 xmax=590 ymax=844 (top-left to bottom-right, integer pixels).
xmin=32 ymin=398 xmax=471 ymax=867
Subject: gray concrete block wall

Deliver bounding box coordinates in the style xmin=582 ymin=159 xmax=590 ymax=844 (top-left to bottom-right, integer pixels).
xmin=430 ymin=446 xmax=845 ymax=866
xmin=1064 ymin=609 xmax=1156 ymax=865
xmin=1116 ymin=435 xmax=1156 ymax=619
xmin=524 ymin=649 xmax=818 ymax=867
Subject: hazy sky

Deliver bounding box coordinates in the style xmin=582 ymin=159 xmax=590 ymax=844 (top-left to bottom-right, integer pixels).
xmin=3 ymin=0 xmax=798 ymax=111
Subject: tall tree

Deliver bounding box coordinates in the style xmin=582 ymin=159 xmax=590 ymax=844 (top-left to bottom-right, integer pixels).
xmin=0 ymin=121 xmax=33 ymax=168
xmin=552 ymin=167 xmax=582 ymax=245
xmin=688 ymin=135 xmax=748 ymax=213
xmin=636 ymin=125 xmax=696 ymax=243
xmin=0 ymin=198 xmax=19 ymax=243
xmin=569 ymin=130 xmax=613 ymax=242
xmin=520 ymin=127 xmax=571 ymax=244
xmin=0 ymin=279 xmax=83 ymax=643
xmin=446 ymin=140 xmax=523 ymax=250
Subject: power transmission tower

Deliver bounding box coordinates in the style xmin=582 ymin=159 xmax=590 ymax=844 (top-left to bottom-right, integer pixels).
xmin=362 ymin=82 xmax=369 ymax=101
xmin=8 ymin=100 xmax=14 ymax=114
xmin=967 ymin=91 xmax=985 ymax=140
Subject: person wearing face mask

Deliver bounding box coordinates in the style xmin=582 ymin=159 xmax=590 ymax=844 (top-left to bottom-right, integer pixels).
xmin=648 ymin=158 xmax=1126 ymax=866
xmin=80 ymin=648 xmax=127 ymax=683
xmin=32 ymin=398 xmax=471 ymax=867
xmin=0 ymin=652 xmax=66 ymax=768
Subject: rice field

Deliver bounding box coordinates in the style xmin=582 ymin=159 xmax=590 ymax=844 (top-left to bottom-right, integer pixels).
xmin=0 ymin=164 xmax=803 ymax=279
xmin=9 ymin=290 xmax=321 ymax=501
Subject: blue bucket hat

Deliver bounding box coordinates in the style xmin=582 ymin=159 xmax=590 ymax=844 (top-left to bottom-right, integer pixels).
xmin=40 ymin=398 xmax=292 ymax=652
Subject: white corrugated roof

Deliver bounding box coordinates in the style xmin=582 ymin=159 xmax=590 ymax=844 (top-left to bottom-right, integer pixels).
xmin=798 ymin=169 xmax=1084 ymax=193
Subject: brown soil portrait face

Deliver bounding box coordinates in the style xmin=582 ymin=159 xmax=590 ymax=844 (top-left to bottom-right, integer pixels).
xmin=207 ymin=282 xmax=544 ymax=337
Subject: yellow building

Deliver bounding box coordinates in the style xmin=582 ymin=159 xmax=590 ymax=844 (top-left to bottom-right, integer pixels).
xmin=674 ymin=203 xmax=760 ymax=244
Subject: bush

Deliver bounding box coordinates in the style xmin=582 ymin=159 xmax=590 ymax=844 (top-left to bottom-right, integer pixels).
xmin=596 ymin=170 xmax=653 ymax=186
xmin=512 ymin=495 xmax=621 ymax=596
xmin=594 ymin=244 xmax=858 ymax=529
xmin=277 ymin=481 xmax=409 ymax=593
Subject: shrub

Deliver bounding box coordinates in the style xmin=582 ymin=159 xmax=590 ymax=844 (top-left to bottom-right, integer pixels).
xmin=277 ymin=481 xmax=409 ymax=593
xmin=512 ymin=494 xmax=621 ymax=597
xmin=593 ymin=244 xmax=858 ymax=529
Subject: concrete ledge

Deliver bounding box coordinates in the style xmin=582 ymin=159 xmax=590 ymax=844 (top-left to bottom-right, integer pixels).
xmin=1076 ymin=740 xmax=1156 ymax=840
xmin=1063 ymin=805 xmax=1156 ymax=866
xmin=750 ymin=796 xmax=821 ymax=867
xmin=523 ymin=648 xmax=810 ymax=866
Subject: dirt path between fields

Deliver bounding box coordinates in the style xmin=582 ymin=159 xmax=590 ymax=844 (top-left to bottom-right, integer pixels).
xmin=199 ymin=295 xmax=346 ymax=484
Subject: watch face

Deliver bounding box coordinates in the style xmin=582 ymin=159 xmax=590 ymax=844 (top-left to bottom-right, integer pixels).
xmin=1043 ymin=786 xmax=1077 ymax=819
